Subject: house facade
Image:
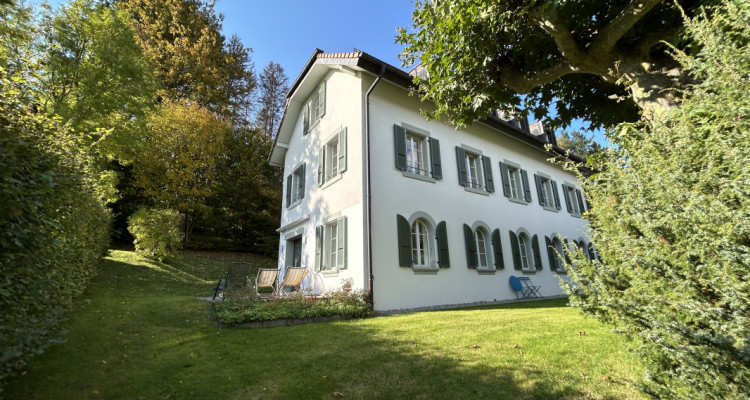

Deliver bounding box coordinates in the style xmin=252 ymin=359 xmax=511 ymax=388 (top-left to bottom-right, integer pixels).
xmin=269 ymin=50 xmax=594 ymax=311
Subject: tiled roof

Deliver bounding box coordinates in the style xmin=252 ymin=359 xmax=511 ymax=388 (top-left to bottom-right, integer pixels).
xmin=317 ymin=51 xmax=362 ymax=59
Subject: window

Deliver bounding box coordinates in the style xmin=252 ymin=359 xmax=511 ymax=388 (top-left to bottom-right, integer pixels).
xmin=393 ymin=124 xmax=442 ymax=181
xmin=534 ymin=173 xmax=561 ymax=211
xmin=318 ymin=127 xmax=347 ymax=186
xmin=285 ymin=164 xmax=305 ymax=208
xmin=464 ymin=224 xmax=505 ymax=270
xmin=509 ymin=229 xmax=542 ymax=271
xmin=411 ymin=220 xmax=430 ymax=266
xmin=315 ymin=216 xmax=346 ymax=271
xmin=303 ymin=81 xmax=326 ymax=133
xmin=405 ymin=133 xmax=425 ymax=174
xmin=500 ymin=161 xmax=531 ymax=203
xmin=545 ymin=235 xmax=567 ymax=272
xmin=396 ymin=213 xmax=450 ymax=270
xmin=456 ymin=146 xmax=494 ymax=194
xmin=562 ymin=183 xmax=586 ymax=217
xmin=587 ymin=242 xmax=600 ymax=262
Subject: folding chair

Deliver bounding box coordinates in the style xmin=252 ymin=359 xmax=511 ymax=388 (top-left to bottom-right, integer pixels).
xmin=278 ymin=267 xmax=308 ymax=294
xmin=509 ymin=276 xmax=532 ymax=299
xmin=255 ymin=268 xmax=280 ymax=297
xmin=518 ymin=276 xmax=542 ymax=298
xmin=211 ymin=262 xmax=252 ymax=300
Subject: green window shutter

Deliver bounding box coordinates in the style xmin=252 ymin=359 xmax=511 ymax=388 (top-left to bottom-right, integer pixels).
xmin=315 ymin=225 xmax=323 ymax=272
xmin=562 ymin=184 xmax=573 ymax=213
xmin=575 ymin=189 xmax=585 ymax=213
xmin=534 ymin=174 xmax=544 ymax=204
xmin=545 ymin=236 xmax=557 ymax=271
xmin=491 ymin=229 xmax=504 ymax=269
xmin=297 ymin=164 xmax=305 ymax=199
xmin=531 ymin=234 xmax=543 ymax=270
xmin=551 ymin=180 xmax=561 ymax=210
xmin=429 ymin=137 xmax=442 ymax=179
xmin=338 ymin=127 xmax=347 ymax=173
xmin=337 ymin=217 xmax=347 ymax=269
xmin=397 ymin=214 xmax=412 ymax=267
xmin=317 ymin=148 xmax=325 ymax=185
xmin=285 ymin=174 xmax=292 ymax=207
xmin=455 ymin=147 xmax=467 ymax=186
xmin=521 ymin=169 xmax=531 ymax=203
xmin=393 ymin=125 xmax=407 ymax=171
xmin=500 ymin=162 xmax=511 ymax=197
xmin=509 ymin=230 xmax=521 ymax=270
xmin=317 ymin=81 xmax=326 ymax=118
xmin=436 ymin=221 xmax=450 ymax=268
xmin=482 ymin=156 xmax=494 ymax=193
xmin=303 ymin=104 xmax=310 ymax=133
xmin=463 ymin=224 xmax=478 ymax=268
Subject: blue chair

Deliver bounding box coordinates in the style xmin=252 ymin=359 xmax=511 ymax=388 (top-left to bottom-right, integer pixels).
xmin=509 ymin=276 xmax=530 ymax=299
xmin=518 ymin=276 xmax=542 ymax=298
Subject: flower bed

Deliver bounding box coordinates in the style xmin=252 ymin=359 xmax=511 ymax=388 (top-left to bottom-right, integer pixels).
xmin=214 ymin=290 xmax=371 ymax=325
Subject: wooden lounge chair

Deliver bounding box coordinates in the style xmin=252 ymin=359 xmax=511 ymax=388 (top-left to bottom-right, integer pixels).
xmin=211 ymin=262 xmax=252 ymax=300
xmin=278 ymin=267 xmax=308 ymax=294
xmin=255 ymin=268 xmax=280 ymax=297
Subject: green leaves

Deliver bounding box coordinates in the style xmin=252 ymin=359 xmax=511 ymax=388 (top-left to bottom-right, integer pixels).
xmin=562 ymin=3 xmax=750 ymax=399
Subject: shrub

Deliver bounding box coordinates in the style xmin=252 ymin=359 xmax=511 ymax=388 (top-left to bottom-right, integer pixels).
xmin=215 ymin=290 xmax=372 ymax=325
xmin=127 ymin=207 xmax=184 ymax=261
xmin=0 ymin=70 xmax=111 ymax=390
xmin=563 ymin=4 xmax=750 ymax=399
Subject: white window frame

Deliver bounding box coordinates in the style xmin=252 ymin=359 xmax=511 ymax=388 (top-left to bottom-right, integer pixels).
xmin=465 ymin=151 xmax=484 ymax=191
xmin=405 ymin=132 xmax=428 ymax=175
xmin=411 ymin=219 xmax=431 ymax=267
xmin=326 ymin=136 xmax=339 ymax=179
xmin=518 ymin=232 xmax=534 ymax=272
xmin=317 ymin=215 xmax=347 ymax=273
xmin=474 ymin=229 xmax=488 ymax=269
xmin=564 ymin=183 xmax=584 ymax=217
xmin=553 ymin=236 xmax=566 ymax=272
xmin=508 ymin=166 xmax=522 ymax=200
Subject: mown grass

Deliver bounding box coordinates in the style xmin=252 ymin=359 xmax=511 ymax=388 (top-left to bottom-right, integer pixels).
xmin=5 ymin=250 xmax=646 ymax=400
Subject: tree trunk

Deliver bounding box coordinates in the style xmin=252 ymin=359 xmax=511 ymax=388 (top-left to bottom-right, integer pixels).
xmin=619 ymin=57 xmax=684 ymax=117
xmin=182 ymin=213 xmax=193 ymax=248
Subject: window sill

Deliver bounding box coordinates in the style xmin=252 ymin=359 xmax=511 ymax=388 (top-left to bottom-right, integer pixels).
xmin=507 ymin=197 xmax=528 ymax=205
xmin=542 ymin=205 xmax=559 ymax=212
xmin=402 ymin=171 xmax=436 ymax=183
xmin=568 ymin=212 xmax=582 ymax=218
xmin=320 ymin=269 xmax=340 ymax=278
xmin=555 ymin=270 xmax=567 ymax=275
xmin=304 ymin=119 xmax=322 ymax=136
xmin=321 ymin=173 xmax=343 ymax=189
xmin=464 ymin=186 xmax=489 ymax=196
xmin=287 ymin=199 xmax=302 ymax=209
xmin=476 ymin=267 xmax=496 ymax=275
xmin=412 ymin=265 xmax=439 ymax=275
xmin=521 ymin=269 xmax=537 ymax=274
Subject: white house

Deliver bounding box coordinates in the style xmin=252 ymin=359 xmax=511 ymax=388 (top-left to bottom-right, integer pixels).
xmin=268 ymin=50 xmax=595 ymax=311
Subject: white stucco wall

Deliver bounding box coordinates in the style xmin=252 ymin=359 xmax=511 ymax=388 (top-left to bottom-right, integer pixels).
xmin=277 ymin=67 xmax=366 ymax=293
xmin=365 ymin=76 xmax=591 ymax=311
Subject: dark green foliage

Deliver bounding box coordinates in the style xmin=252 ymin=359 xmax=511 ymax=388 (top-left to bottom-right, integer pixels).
xmin=214 ymin=290 xmax=372 ymax=325
xmin=127 ymin=207 xmax=184 ymax=261
xmin=556 ymin=130 xmax=603 ymax=159
xmin=0 ymin=68 xmax=110 ymax=391
xmin=563 ymin=4 xmax=750 ymax=399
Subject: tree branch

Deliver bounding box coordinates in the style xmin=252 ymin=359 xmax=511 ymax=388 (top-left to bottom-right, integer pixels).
xmin=589 ymin=0 xmax=664 ymax=55
xmin=532 ymin=5 xmax=588 ymax=66
xmin=631 ymin=27 xmax=679 ymax=58
xmin=499 ymin=59 xmax=576 ymax=93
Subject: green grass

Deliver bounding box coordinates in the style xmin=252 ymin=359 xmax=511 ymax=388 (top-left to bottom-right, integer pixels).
xmin=5 ymin=250 xmax=646 ymax=400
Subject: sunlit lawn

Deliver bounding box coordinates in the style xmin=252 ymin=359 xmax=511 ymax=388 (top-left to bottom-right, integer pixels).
xmin=5 ymin=250 xmax=645 ymax=399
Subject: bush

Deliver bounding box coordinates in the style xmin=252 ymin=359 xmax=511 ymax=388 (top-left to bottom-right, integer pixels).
xmin=127 ymin=207 xmax=184 ymax=261
xmin=563 ymin=4 xmax=750 ymax=399
xmin=0 ymin=70 xmax=111 ymax=390
xmin=215 ymin=290 xmax=372 ymax=325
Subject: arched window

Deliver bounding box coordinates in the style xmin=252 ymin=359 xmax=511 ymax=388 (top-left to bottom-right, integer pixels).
xmin=411 ymin=219 xmax=430 ymax=266
xmin=474 ymin=228 xmax=488 ymax=268
xmin=553 ymin=237 xmax=566 ymax=271
xmin=518 ymin=232 xmax=531 ymax=270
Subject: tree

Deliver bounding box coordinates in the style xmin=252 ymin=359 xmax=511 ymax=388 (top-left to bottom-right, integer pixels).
xmin=562 ymin=4 xmax=750 ymax=398
xmin=255 ymin=61 xmax=288 ymax=138
xmin=224 ymin=34 xmax=257 ymax=126
xmin=397 ymin=0 xmax=710 ymax=129
xmin=37 ymin=0 xmax=157 ymax=170
xmin=131 ymin=100 xmax=231 ymax=245
xmin=117 ymin=0 xmax=232 ymax=113
xmin=556 ymin=130 xmax=603 ymax=159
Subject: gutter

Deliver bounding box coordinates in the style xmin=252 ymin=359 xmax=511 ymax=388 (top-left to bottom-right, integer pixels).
xmin=364 ymin=64 xmax=386 ymax=308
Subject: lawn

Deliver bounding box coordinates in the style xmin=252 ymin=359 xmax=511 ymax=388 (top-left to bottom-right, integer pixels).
xmin=5 ymin=250 xmax=646 ymax=400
